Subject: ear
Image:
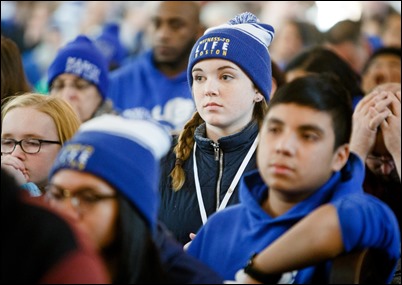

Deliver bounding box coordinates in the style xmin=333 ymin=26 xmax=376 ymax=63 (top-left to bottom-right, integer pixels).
xmin=254 ymin=90 xmax=263 ymax=102
xmin=331 ymin=144 xmax=350 ymax=172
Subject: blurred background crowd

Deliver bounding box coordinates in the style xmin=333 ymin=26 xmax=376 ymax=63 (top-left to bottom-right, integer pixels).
xmin=1 ymin=1 xmax=401 ymax=93
xmin=1 ymin=2 xmax=401 ymax=283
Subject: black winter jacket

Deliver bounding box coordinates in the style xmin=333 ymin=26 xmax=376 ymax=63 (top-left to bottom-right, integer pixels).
xmin=158 ymin=121 xmax=259 ymax=245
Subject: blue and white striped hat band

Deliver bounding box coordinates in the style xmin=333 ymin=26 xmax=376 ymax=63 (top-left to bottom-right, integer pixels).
xmin=188 ymin=12 xmax=275 ymax=101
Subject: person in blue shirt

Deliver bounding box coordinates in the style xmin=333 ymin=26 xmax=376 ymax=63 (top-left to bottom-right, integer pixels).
xmin=238 ymin=83 xmax=402 ymax=285
xmin=107 ymin=1 xmax=204 ymax=132
xmin=187 ymin=74 xmax=400 ymax=283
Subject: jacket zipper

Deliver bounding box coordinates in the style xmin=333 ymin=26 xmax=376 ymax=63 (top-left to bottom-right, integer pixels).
xmin=211 ymin=142 xmax=224 ymax=211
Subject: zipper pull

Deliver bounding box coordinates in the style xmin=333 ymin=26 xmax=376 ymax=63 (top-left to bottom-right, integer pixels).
xmin=211 ymin=142 xmax=220 ymax=161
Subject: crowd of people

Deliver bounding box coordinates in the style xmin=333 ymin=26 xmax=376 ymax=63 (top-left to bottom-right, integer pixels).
xmin=1 ymin=1 xmax=401 ymax=284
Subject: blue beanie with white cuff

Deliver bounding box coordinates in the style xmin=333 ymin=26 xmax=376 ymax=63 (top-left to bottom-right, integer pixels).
xmin=49 ymin=113 xmax=171 ymax=231
xmin=48 ymin=35 xmax=109 ymax=100
xmin=188 ymin=12 xmax=275 ymax=101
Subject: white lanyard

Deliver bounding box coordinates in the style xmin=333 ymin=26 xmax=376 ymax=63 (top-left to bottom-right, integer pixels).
xmin=193 ymin=135 xmax=259 ymax=224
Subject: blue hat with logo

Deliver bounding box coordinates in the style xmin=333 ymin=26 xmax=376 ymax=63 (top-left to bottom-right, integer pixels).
xmin=49 ymin=113 xmax=171 ymax=231
xmin=48 ymin=35 xmax=109 ymax=100
xmin=188 ymin=12 xmax=275 ymax=100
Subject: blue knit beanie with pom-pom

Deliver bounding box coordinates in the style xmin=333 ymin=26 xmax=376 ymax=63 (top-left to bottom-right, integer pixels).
xmin=188 ymin=12 xmax=275 ymax=101
xmin=49 ymin=113 xmax=171 ymax=231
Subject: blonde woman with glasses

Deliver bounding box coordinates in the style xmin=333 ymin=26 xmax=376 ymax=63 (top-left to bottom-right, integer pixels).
xmin=1 ymin=93 xmax=81 ymax=196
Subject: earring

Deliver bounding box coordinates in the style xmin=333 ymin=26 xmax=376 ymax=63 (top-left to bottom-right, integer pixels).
xmin=254 ymin=96 xmax=263 ymax=102
xmin=254 ymin=89 xmax=263 ymax=102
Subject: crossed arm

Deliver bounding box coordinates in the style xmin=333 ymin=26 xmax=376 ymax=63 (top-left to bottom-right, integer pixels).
xmin=240 ymin=204 xmax=343 ymax=283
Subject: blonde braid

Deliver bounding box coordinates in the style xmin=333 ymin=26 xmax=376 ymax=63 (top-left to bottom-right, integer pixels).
xmin=171 ymin=112 xmax=204 ymax=191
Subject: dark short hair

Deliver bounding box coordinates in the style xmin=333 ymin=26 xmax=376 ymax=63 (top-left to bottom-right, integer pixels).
xmin=362 ymin=47 xmax=401 ymax=74
xmin=285 ymin=46 xmax=364 ymax=99
xmin=268 ymin=74 xmax=353 ymax=150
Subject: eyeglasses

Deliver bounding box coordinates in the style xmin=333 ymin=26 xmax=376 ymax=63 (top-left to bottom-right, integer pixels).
xmin=51 ymin=79 xmax=92 ymax=92
xmin=45 ymin=184 xmax=117 ymax=214
xmin=1 ymin=138 xmax=61 ymax=155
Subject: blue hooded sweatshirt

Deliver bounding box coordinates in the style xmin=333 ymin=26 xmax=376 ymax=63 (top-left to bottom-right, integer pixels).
xmin=187 ymin=153 xmax=400 ymax=283
xmin=107 ymin=50 xmax=195 ymax=132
